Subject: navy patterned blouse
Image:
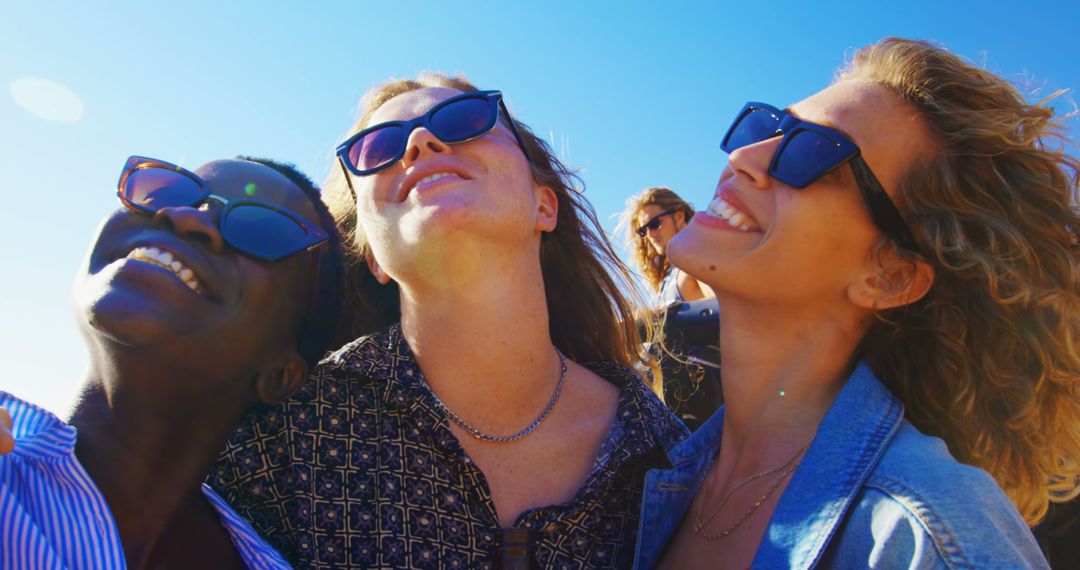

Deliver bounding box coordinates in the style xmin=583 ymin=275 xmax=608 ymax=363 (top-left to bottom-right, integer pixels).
xmin=210 ymin=324 xmax=688 ymax=569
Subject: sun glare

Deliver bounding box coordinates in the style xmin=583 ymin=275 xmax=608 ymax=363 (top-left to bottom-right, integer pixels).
xmin=9 ymin=76 xmax=85 ymax=124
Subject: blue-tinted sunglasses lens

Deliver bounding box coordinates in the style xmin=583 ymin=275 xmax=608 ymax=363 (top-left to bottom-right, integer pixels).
xmin=349 ymin=124 xmax=407 ymax=172
xmin=123 ymin=167 xmax=202 ymax=210
xmin=430 ymin=96 xmax=496 ymax=142
xmin=727 ymin=108 xmax=781 ymax=150
xmin=222 ymin=205 xmax=308 ymax=260
xmin=775 ymin=130 xmax=845 ymax=187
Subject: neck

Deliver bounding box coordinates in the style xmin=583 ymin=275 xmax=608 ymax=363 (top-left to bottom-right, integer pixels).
xmin=69 ymin=350 xmax=251 ymax=564
xmin=713 ymin=295 xmax=866 ymax=476
xmin=397 ymin=245 xmax=563 ymax=434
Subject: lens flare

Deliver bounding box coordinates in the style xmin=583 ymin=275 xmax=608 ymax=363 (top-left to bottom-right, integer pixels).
xmin=245 ymin=183 xmax=257 ymax=196
xmin=9 ymin=76 xmax=84 ymax=123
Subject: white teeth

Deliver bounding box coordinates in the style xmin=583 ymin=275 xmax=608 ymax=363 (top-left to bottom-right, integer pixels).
xmin=409 ymin=172 xmax=458 ymax=193
xmin=707 ymin=197 xmax=759 ymax=233
xmin=126 ymin=246 xmax=204 ymax=295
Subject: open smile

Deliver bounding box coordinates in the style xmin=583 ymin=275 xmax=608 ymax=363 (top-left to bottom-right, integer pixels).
xmin=705 ymin=195 xmax=762 ymax=233
xmin=399 ymin=164 xmax=471 ymax=200
xmin=126 ymin=246 xmax=205 ymax=296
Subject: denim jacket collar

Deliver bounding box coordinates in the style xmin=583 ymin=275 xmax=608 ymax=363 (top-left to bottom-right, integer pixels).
xmin=753 ymin=362 xmax=904 ymax=568
xmin=634 ymin=362 xmax=904 ymax=569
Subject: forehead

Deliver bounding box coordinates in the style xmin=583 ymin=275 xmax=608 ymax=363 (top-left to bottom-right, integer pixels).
xmin=368 ymin=86 xmax=466 ymax=125
xmin=788 ymin=80 xmax=929 ymax=189
xmin=193 ymin=160 xmax=321 ymax=224
xmin=638 ymin=203 xmax=667 ymax=221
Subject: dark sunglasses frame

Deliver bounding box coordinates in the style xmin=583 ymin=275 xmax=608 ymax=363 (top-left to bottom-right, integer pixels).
xmin=117 ymin=156 xmax=328 ymax=262
xmin=335 ymin=90 xmax=528 ymax=180
xmin=636 ymin=210 xmax=677 ymax=237
xmin=721 ymin=102 xmax=919 ymax=252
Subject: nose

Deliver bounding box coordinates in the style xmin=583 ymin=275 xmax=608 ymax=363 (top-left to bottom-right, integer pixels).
xmin=727 ymin=136 xmax=780 ymax=190
xmin=151 ymin=202 xmax=226 ymax=252
xmin=402 ymin=126 xmax=451 ymax=166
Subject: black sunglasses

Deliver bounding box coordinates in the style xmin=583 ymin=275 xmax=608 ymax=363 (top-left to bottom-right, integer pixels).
xmin=636 ymin=210 xmax=677 ymax=237
xmin=336 ymin=90 xmax=528 ymax=178
xmin=117 ymin=156 xmax=328 ymax=262
xmin=721 ymin=102 xmax=918 ymax=252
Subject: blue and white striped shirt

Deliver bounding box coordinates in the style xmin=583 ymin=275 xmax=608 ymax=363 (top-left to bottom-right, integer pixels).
xmin=0 ymin=391 xmax=291 ymax=569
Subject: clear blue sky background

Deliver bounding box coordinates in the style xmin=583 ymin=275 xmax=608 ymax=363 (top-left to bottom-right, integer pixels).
xmin=3 ymin=1 xmax=1078 ymax=413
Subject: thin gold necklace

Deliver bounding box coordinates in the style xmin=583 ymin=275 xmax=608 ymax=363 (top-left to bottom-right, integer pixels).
xmin=692 ymin=441 xmax=809 ymax=541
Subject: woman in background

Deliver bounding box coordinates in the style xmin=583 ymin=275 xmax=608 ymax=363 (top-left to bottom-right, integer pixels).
xmin=621 ymin=187 xmax=713 ymax=307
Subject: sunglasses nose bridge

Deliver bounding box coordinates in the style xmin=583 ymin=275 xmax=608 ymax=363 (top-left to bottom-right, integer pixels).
xmin=727 ymin=134 xmax=781 ymax=191
xmin=402 ymin=122 xmax=451 ymax=166
xmin=151 ymin=205 xmax=226 ymax=253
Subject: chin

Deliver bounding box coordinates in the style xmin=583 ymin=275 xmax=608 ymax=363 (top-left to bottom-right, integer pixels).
xmin=666 ymin=227 xmax=722 ymax=287
xmin=72 ymin=273 xmax=193 ymax=350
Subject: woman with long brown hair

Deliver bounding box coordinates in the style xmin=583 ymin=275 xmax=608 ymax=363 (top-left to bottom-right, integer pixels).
xmin=212 ymin=74 xmax=686 ymax=568
xmin=620 ymin=187 xmax=712 ymax=306
xmin=635 ymin=38 xmax=1078 ymax=569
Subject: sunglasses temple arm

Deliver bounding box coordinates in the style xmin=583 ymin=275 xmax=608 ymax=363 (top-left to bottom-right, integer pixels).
xmin=851 ymin=158 xmax=919 ymax=252
xmin=499 ymin=100 xmax=529 ymax=158
xmin=337 ymin=156 xmax=358 ymax=203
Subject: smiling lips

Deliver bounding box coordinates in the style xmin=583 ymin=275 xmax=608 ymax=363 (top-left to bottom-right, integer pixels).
xmin=126 ymin=246 xmax=204 ymax=295
xmin=706 ymin=195 xmax=762 ymax=232
xmin=403 ymin=170 xmax=464 ymax=198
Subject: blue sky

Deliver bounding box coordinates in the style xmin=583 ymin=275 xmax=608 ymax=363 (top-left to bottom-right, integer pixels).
xmin=3 ymin=1 xmax=1078 ymax=413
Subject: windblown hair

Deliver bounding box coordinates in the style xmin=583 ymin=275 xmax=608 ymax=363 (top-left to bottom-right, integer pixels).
xmin=618 ymin=187 xmax=695 ymax=293
xmin=323 ymin=73 xmax=658 ymax=388
xmin=844 ymin=38 xmax=1080 ymax=525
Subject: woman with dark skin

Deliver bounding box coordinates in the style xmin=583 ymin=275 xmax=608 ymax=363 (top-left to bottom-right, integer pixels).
xmin=1 ymin=157 xmax=344 ymax=568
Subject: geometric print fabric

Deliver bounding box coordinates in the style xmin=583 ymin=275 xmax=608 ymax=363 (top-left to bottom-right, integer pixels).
xmin=211 ymin=324 xmax=688 ymax=569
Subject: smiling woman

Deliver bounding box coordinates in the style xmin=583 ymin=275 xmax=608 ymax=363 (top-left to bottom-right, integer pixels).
xmin=1 ymin=156 xmax=345 ymax=568
xmin=211 ymin=73 xmax=686 ymax=569
xmin=636 ymin=38 xmax=1078 ymax=569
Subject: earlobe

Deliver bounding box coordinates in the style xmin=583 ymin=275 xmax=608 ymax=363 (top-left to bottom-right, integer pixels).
xmin=254 ymin=353 xmax=309 ymax=405
xmin=365 ymin=251 xmax=392 ymax=285
xmin=849 ymin=253 xmax=935 ymax=311
xmin=535 ymin=185 xmax=559 ymax=233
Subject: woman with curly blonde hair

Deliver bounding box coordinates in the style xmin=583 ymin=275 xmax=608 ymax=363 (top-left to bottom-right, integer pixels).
xmin=620 ymin=187 xmax=712 ymax=305
xmin=635 ymin=37 xmax=1078 ymax=569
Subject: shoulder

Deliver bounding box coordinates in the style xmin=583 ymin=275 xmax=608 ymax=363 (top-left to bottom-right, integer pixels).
xmin=829 ymin=421 xmax=1048 ymax=569
xmin=581 ymin=361 xmax=689 ymax=451
xmin=0 ymin=392 xmax=76 ymax=461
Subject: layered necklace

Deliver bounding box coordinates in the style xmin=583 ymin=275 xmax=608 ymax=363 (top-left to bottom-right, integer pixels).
xmin=427 ymin=348 xmax=569 ymax=444
xmin=692 ymin=440 xmax=810 ymax=541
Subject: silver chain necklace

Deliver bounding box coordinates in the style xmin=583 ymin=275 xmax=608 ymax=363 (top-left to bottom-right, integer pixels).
xmin=427 ymin=348 xmax=568 ymax=444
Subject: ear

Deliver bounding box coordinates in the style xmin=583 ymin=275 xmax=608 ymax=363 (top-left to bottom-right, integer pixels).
xmin=534 ymin=185 xmax=559 ymax=233
xmin=365 ymin=251 xmax=392 ymax=285
xmin=848 ymin=250 xmax=935 ymax=311
xmin=673 ymin=210 xmax=687 ymax=230
xmin=254 ymin=353 xmax=309 ymax=405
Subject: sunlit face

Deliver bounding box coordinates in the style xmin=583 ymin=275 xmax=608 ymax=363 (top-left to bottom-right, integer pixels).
xmin=636 ymin=204 xmax=684 ymax=255
xmin=347 ymin=87 xmax=551 ymax=283
xmin=75 ymin=160 xmax=319 ymax=378
xmin=668 ymin=80 xmax=930 ymax=306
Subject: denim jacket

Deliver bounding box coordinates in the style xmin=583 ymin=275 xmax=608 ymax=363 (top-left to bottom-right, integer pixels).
xmin=634 ymin=363 xmax=1048 ymax=569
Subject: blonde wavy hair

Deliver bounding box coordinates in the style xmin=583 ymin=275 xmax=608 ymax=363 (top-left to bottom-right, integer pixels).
xmin=323 ymin=73 xmax=661 ymax=392
xmin=618 ymin=187 xmax=695 ymax=293
xmin=845 ymin=38 xmax=1080 ymax=525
